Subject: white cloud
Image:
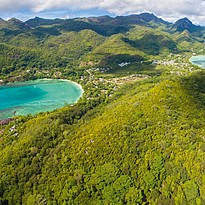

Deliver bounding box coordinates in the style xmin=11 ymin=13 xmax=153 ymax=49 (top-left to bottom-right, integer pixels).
xmin=0 ymin=0 xmax=205 ymax=24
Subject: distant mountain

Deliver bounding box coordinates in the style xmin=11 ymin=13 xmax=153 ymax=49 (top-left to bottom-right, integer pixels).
xmin=24 ymin=14 xmax=205 ymax=38
xmin=3 ymin=13 xmax=203 ymax=38
xmin=0 ymin=18 xmax=30 ymax=30
xmin=112 ymin=13 xmax=169 ymax=26
xmin=86 ymin=15 xmax=113 ymax=23
xmin=26 ymin=13 xmax=169 ymax=28
xmin=25 ymin=17 xmax=64 ymax=28
xmin=171 ymin=17 xmax=204 ymax=33
xmin=138 ymin=13 xmax=170 ymax=25
xmin=25 ymin=13 xmax=171 ymax=36
xmin=0 ymin=12 xmax=203 ymax=70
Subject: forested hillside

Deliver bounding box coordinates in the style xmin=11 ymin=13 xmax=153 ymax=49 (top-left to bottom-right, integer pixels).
xmin=1 ymin=13 xmax=205 ymax=204
xmin=0 ymin=13 xmax=204 ymax=83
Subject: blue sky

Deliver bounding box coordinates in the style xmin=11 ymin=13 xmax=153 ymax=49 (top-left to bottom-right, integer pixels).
xmin=0 ymin=0 xmax=205 ymax=25
xmin=1 ymin=9 xmax=112 ymax=21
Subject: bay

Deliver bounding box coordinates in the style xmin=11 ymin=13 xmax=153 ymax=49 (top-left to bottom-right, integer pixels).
xmin=189 ymin=55 xmax=205 ymax=68
xmin=0 ymin=79 xmax=83 ymax=119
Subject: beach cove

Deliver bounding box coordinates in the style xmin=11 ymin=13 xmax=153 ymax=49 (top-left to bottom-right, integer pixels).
xmin=189 ymin=55 xmax=205 ymax=68
xmin=0 ymin=79 xmax=84 ymax=120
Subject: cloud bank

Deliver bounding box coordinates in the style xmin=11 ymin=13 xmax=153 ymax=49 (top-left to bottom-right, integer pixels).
xmin=1 ymin=0 xmax=205 ymax=24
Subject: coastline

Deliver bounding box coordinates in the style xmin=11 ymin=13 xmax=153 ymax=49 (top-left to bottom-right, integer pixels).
xmin=189 ymin=55 xmax=205 ymax=68
xmin=59 ymin=78 xmax=84 ymax=101
xmin=39 ymin=78 xmax=85 ymax=101
xmin=0 ymin=78 xmax=84 ymax=99
xmin=0 ymin=78 xmax=84 ymax=120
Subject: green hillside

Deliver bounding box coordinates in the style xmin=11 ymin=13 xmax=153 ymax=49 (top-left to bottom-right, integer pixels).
xmin=1 ymin=72 xmax=205 ymax=204
xmin=125 ymin=26 xmax=178 ymax=55
xmin=1 ymin=13 xmax=205 ymax=205
xmin=0 ymin=13 xmax=204 ymax=80
xmin=86 ymin=33 xmax=145 ymax=67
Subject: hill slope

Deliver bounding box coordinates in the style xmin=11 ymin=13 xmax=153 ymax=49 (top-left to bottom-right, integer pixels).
xmin=0 ymin=13 xmax=204 ymax=80
xmin=1 ymin=72 xmax=205 ymax=204
xmin=1 ymin=13 xmax=205 ymax=205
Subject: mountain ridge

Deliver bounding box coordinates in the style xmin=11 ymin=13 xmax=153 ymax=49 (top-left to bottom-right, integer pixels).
xmin=172 ymin=17 xmax=204 ymax=33
xmin=23 ymin=13 xmax=203 ymax=30
xmin=0 ymin=13 xmax=203 ymax=38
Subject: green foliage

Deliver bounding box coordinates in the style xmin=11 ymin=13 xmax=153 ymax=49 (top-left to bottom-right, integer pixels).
xmin=183 ymin=180 xmax=199 ymax=202
xmin=1 ymin=72 xmax=205 ymax=204
xmin=1 ymin=13 xmax=205 ymax=205
xmin=126 ymin=26 xmax=178 ymax=55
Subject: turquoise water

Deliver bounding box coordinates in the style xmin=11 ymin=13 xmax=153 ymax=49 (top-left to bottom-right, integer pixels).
xmin=189 ymin=55 xmax=205 ymax=68
xmin=0 ymin=79 xmax=83 ymax=120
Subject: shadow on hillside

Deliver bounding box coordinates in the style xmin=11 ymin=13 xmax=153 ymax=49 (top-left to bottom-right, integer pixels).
xmin=180 ymin=71 xmax=205 ymax=107
xmin=31 ymin=27 xmax=61 ymax=38
xmin=122 ymin=35 xmax=178 ymax=55
xmin=106 ymin=64 xmax=159 ymax=76
xmin=0 ymin=28 xmax=23 ymax=38
xmin=96 ymin=53 xmax=161 ymax=76
xmin=98 ymin=53 xmax=144 ymax=66
xmin=54 ymin=19 xmax=130 ymax=36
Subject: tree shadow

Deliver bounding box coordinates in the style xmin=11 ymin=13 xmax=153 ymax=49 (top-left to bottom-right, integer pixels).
xmin=96 ymin=53 xmax=162 ymax=76
xmin=122 ymin=34 xmax=178 ymax=55
xmin=55 ymin=19 xmax=130 ymax=36
xmin=180 ymin=71 xmax=205 ymax=107
xmin=98 ymin=53 xmax=144 ymax=66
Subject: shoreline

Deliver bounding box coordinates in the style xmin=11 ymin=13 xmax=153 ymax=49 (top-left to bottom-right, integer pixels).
xmin=41 ymin=78 xmax=85 ymax=101
xmin=189 ymin=55 xmax=205 ymax=68
xmin=0 ymin=78 xmax=84 ymax=98
xmin=0 ymin=78 xmax=84 ymax=120
xmin=59 ymin=78 xmax=84 ymax=98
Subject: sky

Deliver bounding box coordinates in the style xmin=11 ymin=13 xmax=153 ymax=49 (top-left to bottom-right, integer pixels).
xmin=0 ymin=0 xmax=205 ymax=25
